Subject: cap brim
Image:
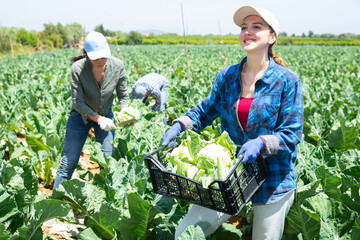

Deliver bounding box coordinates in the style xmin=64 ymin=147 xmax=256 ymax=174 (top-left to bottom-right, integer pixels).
xmin=233 ymin=6 xmax=260 ymax=28
xmin=87 ymin=46 xmax=111 ymax=60
xmin=132 ymin=95 xmax=144 ymax=101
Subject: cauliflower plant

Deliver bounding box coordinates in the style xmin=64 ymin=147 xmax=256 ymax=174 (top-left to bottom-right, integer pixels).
xmin=117 ymin=106 xmax=140 ymax=122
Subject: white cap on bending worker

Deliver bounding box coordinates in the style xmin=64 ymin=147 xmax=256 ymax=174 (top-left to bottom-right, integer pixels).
xmin=131 ymin=72 xmax=169 ymax=126
xmin=132 ymin=85 xmax=148 ymax=102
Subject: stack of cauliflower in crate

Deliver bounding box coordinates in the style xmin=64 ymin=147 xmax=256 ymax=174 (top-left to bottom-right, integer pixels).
xmin=165 ymin=130 xmax=242 ymax=188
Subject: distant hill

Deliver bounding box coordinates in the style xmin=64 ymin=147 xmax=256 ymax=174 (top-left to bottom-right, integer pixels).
xmin=135 ymin=29 xmax=168 ymax=36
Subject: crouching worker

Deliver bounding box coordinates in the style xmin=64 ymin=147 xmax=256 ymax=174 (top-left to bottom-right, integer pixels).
xmin=53 ymin=31 xmax=129 ymax=189
xmin=132 ymin=73 xmax=168 ymax=126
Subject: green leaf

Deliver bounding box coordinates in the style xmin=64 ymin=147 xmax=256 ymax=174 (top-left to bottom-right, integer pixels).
xmin=177 ymin=225 xmax=206 ymax=240
xmin=0 ymin=162 xmax=28 ymax=210
xmin=315 ymin=165 xmax=342 ymax=199
xmin=51 ymin=179 xmax=119 ymax=240
xmin=305 ymin=195 xmax=357 ymax=239
xmin=152 ymin=195 xmax=174 ymax=214
xmin=26 ymin=199 xmax=73 ymax=240
xmin=303 ymin=112 xmax=328 ymax=144
xmin=284 ymin=206 xmax=320 ymax=240
xmin=84 ymin=202 xmax=122 ymax=239
xmin=119 ymin=192 xmax=161 ymax=240
xmin=78 ymin=228 xmax=103 ymax=240
xmin=284 ymin=181 xmax=321 ymax=239
xmin=352 ymin=217 xmax=360 ymax=240
xmin=10 ymin=146 xmax=32 ymax=160
xmin=25 ymin=135 xmax=50 ymax=153
xmin=45 ymin=129 xmax=60 ymax=148
xmin=0 ymin=223 xmax=11 ymax=240
xmin=328 ymin=119 xmax=360 ymax=151
xmin=340 ymin=183 xmax=360 ymax=212
xmin=211 ymin=223 xmax=242 ymax=240
xmin=334 ymin=150 xmax=360 ymax=174
xmin=297 ymin=180 xmax=321 ymax=204
xmin=0 ymin=188 xmax=18 ymax=222
xmin=8 ymin=159 xmax=39 ymax=198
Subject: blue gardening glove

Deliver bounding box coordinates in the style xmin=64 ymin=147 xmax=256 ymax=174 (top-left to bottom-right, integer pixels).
xmin=238 ymin=137 xmax=264 ymax=164
xmin=162 ymin=122 xmax=183 ymax=147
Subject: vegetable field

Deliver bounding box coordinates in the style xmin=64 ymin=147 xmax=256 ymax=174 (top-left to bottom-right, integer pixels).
xmin=0 ymin=44 xmax=360 ymax=239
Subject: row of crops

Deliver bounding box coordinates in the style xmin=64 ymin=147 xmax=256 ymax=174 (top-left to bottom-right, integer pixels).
xmin=0 ymin=44 xmax=360 ymax=239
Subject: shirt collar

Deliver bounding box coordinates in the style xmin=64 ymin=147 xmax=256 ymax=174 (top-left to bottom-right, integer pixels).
xmin=238 ymin=56 xmax=276 ymax=85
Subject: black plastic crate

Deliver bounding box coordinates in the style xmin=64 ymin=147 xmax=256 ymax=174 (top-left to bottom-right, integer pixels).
xmin=144 ymin=146 xmax=269 ymax=216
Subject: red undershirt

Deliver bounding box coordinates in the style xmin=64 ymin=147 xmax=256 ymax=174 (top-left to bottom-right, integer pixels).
xmin=237 ymin=97 xmax=254 ymax=131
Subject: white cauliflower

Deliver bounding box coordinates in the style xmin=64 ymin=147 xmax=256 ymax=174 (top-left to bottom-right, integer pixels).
xmin=197 ymin=143 xmax=232 ymax=167
xmin=167 ymin=144 xmax=193 ymax=162
xmin=117 ymin=106 xmax=140 ymax=122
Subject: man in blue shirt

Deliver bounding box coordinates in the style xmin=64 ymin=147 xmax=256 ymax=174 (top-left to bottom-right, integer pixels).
xmin=132 ymin=72 xmax=168 ymax=126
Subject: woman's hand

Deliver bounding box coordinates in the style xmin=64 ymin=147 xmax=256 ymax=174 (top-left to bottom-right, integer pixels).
xmin=238 ymin=137 xmax=265 ymax=164
xmin=162 ymin=122 xmax=183 ymax=147
xmin=98 ymin=117 xmax=117 ymax=131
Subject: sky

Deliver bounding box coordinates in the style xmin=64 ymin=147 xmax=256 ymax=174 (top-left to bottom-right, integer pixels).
xmin=1 ymin=0 xmax=360 ymax=36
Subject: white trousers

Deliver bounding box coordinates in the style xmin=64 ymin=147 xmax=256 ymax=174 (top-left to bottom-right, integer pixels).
xmin=174 ymin=205 xmax=232 ymax=239
xmin=175 ymin=190 xmax=295 ymax=239
xmin=252 ymin=190 xmax=295 ymax=240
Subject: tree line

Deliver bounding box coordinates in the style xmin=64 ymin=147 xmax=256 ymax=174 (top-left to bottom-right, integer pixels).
xmin=1 ymin=23 xmax=359 ymax=57
xmin=0 ymin=23 xmax=83 ymax=54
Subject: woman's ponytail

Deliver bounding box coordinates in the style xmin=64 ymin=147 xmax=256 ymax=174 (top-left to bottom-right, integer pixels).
xmin=268 ymin=27 xmax=286 ymax=68
xmin=268 ymin=44 xmax=286 ymax=67
xmin=71 ymin=50 xmax=87 ymax=64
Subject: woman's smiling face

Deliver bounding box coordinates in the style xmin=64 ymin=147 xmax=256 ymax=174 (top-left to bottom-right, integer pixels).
xmin=239 ymin=15 xmax=276 ymax=54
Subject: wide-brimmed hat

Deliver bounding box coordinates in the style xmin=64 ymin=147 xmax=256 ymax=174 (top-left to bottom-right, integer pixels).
xmin=233 ymin=6 xmax=280 ymax=37
xmin=84 ymin=31 xmax=111 ymax=60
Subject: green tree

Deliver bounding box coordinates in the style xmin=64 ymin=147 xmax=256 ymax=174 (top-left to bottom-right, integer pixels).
xmin=94 ymin=24 xmax=106 ymax=35
xmin=94 ymin=24 xmax=114 ymax=36
xmin=308 ymin=30 xmax=314 ymax=38
xmin=16 ymin=28 xmax=38 ymax=47
xmin=56 ymin=23 xmax=67 ymax=44
xmin=125 ymin=31 xmax=143 ymax=45
xmin=0 ymin=27 xmax=17 ymax=52
xmin=65 ymin=23 xmax=84 ymax=47
xmin=112 ymin=30 xmax=125 ymax=39
xmin=39 ymin=24 xmax=63 ymax=48
xmin=49 ymin=33 xmax=63 ymax=48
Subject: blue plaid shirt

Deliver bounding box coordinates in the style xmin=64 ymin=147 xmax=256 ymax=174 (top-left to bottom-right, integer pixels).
xmin=177 ymin=57 xmax=303 ymax=204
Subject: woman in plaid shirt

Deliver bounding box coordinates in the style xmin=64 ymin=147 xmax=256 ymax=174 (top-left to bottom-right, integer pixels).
xmin=162 ymin=6 xmax=303 ymax=240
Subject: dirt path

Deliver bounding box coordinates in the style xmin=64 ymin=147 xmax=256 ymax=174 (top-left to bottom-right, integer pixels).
xmin=228 ymin=216 xmax=252 ymax=240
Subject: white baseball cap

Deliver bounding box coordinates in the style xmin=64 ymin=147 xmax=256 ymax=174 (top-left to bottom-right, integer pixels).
xmin=84 ymin=31 xmax=111 ymax=60
xmin=132 ymin=85 xmax=147 ymax=101
xmin=233 ymin=6 xmax=280 ymax=38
